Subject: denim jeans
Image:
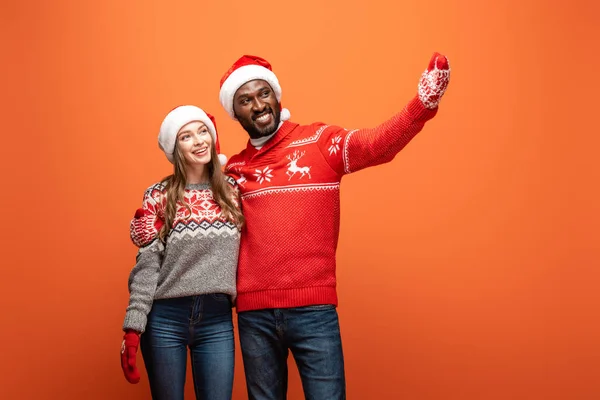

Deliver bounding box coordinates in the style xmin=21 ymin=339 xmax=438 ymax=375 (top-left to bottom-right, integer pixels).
xmin=140 ymin=294 xmax=235 ymax=400
xmin=237 ymin=304 xmax=346 ymax=400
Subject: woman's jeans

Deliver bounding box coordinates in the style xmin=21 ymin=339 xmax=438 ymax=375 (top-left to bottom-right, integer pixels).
xmin=140 ymin=294 xmax=235 ymax=400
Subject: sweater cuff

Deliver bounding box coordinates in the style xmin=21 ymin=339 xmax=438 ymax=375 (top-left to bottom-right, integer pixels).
xmin=405 ymin=95 xmax=438 ymax=122
xmin=122 ymin=310 xmax=147 ymax=334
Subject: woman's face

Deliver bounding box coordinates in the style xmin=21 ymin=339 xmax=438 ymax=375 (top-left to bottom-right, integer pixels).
xmin=176 ymin=121 xmax=213 ymax=166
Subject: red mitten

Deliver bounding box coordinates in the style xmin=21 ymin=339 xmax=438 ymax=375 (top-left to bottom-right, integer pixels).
xmin=130 ymin=207 xmax=164 ymax=247
xmin=418 ymin=52 xmax=451 ymax=109
xmin=120 ymin=330 xmax=141 ymax=384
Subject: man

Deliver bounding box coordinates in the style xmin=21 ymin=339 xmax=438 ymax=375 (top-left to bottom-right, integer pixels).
xmin=215 ymin=53 xmax=451 ymax=399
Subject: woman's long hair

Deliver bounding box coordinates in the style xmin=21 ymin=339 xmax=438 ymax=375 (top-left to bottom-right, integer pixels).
xmin=158 ymin=140 xmax=244 ymax=242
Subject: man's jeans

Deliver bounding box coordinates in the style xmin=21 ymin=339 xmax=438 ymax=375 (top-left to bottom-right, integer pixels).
xmin=238 ymin=304 xmax=346 ymax=400
xmin=140 ymin=294 xmax=235 ymax=400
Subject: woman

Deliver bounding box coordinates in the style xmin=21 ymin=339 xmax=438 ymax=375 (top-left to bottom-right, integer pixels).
xmin=120 ymin=105 xmax=244 ymax=400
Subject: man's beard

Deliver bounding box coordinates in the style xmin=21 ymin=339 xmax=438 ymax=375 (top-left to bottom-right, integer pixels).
xmin=240 ymin=106 xmax=282 ymax=139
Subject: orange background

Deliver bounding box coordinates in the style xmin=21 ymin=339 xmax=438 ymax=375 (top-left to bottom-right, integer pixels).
xmin=1 ymin=0 xmax=599 ymax=399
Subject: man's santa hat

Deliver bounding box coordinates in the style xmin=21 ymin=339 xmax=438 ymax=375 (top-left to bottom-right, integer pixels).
xmin=219 ymin=55 xmax=290 ymax=121
xmin=158 ymin=105 xmax=227 ymax=165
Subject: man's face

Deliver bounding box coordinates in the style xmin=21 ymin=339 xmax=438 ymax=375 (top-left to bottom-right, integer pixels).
xmin=233 ymin=79 xmax=281 ymax=139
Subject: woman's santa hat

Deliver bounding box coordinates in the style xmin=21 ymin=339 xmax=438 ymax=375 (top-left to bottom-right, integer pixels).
xmin=158 ymin=105 xmax=227 ymax=165
xmin=219 ymin=55 xmax=290 ymax=121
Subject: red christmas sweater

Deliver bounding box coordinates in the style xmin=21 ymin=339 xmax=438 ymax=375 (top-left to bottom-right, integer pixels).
xmin=225 ymin=96 xmax=438 ymax=312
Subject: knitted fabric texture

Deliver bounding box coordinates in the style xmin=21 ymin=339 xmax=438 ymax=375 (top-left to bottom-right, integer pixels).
xmin=224 ymin=95 xmax=437 ymax=312
xmin=122 ymin=179 xmax=241 ymax=332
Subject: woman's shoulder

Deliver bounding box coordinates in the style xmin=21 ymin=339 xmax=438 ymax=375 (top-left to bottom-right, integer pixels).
xmin=141 ymin=180 xmax=168 ymax=203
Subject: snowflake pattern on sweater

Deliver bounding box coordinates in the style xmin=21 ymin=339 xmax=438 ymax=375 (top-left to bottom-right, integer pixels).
xmin=123 ymin=178 xmax=241 ymax=333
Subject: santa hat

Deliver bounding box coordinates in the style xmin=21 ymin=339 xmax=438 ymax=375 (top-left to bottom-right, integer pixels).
xmin=219 ymin=55 xmax=291 ymax=121
xmin=158 ymin=105 xmax=227 ymax=165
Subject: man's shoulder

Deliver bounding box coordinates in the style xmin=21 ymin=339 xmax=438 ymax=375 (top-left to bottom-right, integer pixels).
xmin=225 ymin=151 xmax=247 ymax=171
xmin=285 ymin=120 xmax=343 ymax=147
xmin=291 ymin=120 xmax=328 ymax=132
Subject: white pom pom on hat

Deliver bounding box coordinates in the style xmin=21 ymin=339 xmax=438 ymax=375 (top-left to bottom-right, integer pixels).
xmin=158 ymin=105 xmax=227 ymax=165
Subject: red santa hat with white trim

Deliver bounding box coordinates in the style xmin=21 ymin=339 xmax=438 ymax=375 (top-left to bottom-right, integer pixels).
xmin=219 ymin=55 xmax=291 ymax=122
xmin=158 ymin=105 xmax=227 ymax=165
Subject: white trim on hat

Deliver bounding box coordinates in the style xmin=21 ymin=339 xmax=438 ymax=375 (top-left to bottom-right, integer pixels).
xmin=158 ymin=105 xmax=225 ymax=165
xmin=219 ymin=64 xmax=282 ymax=120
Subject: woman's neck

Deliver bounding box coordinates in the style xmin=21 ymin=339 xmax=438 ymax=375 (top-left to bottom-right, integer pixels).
xmin=185 ymin=165 xmax=209 ymax=184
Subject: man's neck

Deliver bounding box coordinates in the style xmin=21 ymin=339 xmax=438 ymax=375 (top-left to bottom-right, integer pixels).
xmin=250 ymin=121 xmax=285 ymax=149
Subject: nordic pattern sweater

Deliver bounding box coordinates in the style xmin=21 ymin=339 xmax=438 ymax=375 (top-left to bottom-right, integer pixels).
xmin=123 ymin=180 xmax=241 ymax=332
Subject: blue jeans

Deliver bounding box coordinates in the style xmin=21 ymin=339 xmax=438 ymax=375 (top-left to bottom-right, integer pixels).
xmin=237 ymin=304 xmax=346 ymax=400
xmin=140 ymin=294 xmax=235 ymax=400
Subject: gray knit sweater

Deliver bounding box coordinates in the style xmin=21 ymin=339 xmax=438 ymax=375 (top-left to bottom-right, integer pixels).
xmin=122 ymin=180 xmax=241 ymax=333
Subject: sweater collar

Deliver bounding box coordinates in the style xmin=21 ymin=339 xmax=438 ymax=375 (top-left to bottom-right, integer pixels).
xmin=244 ymin=120 xmax=298 ymax=159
